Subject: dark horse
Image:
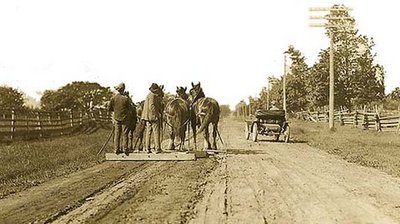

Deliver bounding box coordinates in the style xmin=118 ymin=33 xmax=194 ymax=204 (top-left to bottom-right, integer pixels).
xmin=123 ymin=91 xmax=137 ymax=152
xmin=189 ymin=82 xmax=220 ymax=150
xmin=132 ymin=100 xmax=144 ymax=151
xmin=164 ymin=86 xmax=190 ymax=151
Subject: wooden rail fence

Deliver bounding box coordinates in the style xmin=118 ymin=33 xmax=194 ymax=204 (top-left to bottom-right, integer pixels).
xmin=0 ymin=108 xmax=111 ymax=140
xmin=296 ymin=110 xmax=400 ymax=133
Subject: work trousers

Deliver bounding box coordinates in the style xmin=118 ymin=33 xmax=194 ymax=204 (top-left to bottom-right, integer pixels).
xmin=114 ymin=120 xmax=130 ymax=153
xmin=144 ymin=120 xmax=161 ymax=152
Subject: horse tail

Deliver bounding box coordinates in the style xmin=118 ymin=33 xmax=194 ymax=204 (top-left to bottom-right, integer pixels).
xmin=197 ymin=114 xmax=211 ymax=134
xmin=196 ymin=102 xmax=216 ymax=134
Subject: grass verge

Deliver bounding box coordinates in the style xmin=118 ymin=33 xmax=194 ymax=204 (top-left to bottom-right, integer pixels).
xmin=290 ymin=119 xmax=400 ymax=177
xmin=0 ymin=122 xmax=113 ymax=198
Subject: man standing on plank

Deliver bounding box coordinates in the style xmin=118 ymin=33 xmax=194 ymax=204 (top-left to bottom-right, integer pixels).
xmin=141 ymin=83 xmax=164 ymax=153
xmin=108 ymin=83 xmax=131 ymax=155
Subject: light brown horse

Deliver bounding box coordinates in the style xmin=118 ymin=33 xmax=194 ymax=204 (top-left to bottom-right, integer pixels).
xmin=189 ymin=82 xmax=220 ymax=150
xmin=164 ymin=86 xmax=190 ymax=151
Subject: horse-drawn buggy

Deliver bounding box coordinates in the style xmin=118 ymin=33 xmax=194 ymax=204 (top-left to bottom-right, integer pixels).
xmin=245 ymin=109 xmax=290 ymax=142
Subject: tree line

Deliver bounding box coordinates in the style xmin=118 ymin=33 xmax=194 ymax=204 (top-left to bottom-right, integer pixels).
xmin=242 ymin=5 xmax=398 ymax=113
xmin=0 ymin=82 xmax=112 ymax=111
xmin=0 ymin=82 xmax=232 ymax=116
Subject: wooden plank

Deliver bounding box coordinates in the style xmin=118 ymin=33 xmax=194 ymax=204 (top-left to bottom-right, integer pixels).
xmin=381 ymin=124 xmax=398 ymax=128
xmin=380 ymin=121 xmax=399 ymax=125
xmin=205 ymin=149 xmax=227 ymax=154
xmin=105 ymin=152 xmax=196 ymax=161
xmin=379 ymin=116 xmax=400 ymax=121
xmin=193 ymin=151 xmax=209 ymax=158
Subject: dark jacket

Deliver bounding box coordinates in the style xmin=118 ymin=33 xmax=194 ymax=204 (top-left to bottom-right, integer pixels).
xmin=108 ymin=93 xmax=131 ymax=122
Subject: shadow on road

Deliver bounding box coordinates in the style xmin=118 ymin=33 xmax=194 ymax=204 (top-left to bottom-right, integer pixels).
xmin=227 ymin=149 xmax=270 ymax=155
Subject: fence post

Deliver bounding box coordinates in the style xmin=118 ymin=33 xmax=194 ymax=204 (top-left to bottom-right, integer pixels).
xmin=58 ymin=112 xmax=63 ymax=135
xmin=363 ymin=114 xmax=369 ymax=130
xmin=70 ymin=110 xmax=74 ymax=127
xmin=37 ymin=111 xmax=43 ymax=137
xmin=26 ymin=114 xmax=29 ymax=132
xmin=397 ymin=116 xmax=400 ymax=134
xmin=339 ymin=111 xmax=344 ymax=126
xmin=10 ymin=110 xmax=16 ymax=140
xmin=79 ymin=110 xmax=83 ymax=125
xmin=325 ymin=112 xmax=329 ymax=123
xmin=48 ymin=112 xmax=52 ymax=129
xmin=375 ymin=113 xmax=381 ymax=132
xmin=354 ymin=111 xmax=358 ymax=126
xmin=99 ymin=109 xmax=103 ymax=122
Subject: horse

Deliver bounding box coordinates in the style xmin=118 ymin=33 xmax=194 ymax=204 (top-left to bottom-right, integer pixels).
xmin=164 ymin=86 xmax=190 ymax=151
xmin=189 ymin=82 xmax=220 ymax=150
xmin=176 ymin=86 xmax=200 ymax=149
xmin=121 ymin=91 xmax=138 ymax=152
xmin=132 ymin=100 xmax=145 ymax=151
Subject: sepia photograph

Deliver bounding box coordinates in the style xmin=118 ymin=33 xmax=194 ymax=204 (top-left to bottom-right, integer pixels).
xmin=0 ymin=0 xmax=399 ymax=223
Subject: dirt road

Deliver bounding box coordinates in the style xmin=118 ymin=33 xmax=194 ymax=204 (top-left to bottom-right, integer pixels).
xmin=1 ymin=118 xmax=400 ymax=223
xmin=191 ymin=120 xmax=400 ymax=223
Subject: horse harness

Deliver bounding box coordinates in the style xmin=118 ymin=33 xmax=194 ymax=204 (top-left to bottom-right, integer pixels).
xmin=163 ymin=98 xmax=191 ymax=129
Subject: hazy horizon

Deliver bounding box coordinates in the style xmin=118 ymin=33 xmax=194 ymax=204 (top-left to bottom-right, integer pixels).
xmin=1 ymin=0 xmax=398 ymax=107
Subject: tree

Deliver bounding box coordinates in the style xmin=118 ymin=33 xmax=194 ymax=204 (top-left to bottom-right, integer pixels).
xmin=235 ymin=100 xmax=248 ymax=117
xmin=0 ymin=86 xmax=25 ymax=109
xmin=383 ymin=87 xmax=400 ymax=110
xmin=284 ymin=45 xmax=310 ymax=111
xmin=259 ymin=78 xmax=283 ymax=110
xmin=219 ymin=105 xmax=231 ymax=117
xmin=40 ymin=81 xmax=113 ymax=111
xmin=314 ymin=4 xmax=385 ymax=108
xmin=308 ymin=50 xmax=330 ymax=108
xmin=388 ymin=87 xmax=400 ymax=100
xmin=248 ymin=4 xmax=385 ymax=112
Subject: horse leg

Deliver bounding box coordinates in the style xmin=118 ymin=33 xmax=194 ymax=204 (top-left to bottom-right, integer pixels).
xmin=134 ymin=120 xmax=145 ymax=152
xmin=168 ymin=129 xmax=175 ymax=150
xmin=186 ymin=123 xmax=190 ymax=151
xmin=191 ymin=121 xmax=197 ymax=150
xmin=203 ymin=124 xmax=211 ymax=150
xmin=128 ymin=129 xmax=133 ymax=152
xmin=212 ymin=122 xmax=218 ymax=150
xmin=180 ymin=125 xmax=187 ymax=151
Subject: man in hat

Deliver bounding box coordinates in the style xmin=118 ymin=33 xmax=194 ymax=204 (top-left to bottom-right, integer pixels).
xmin=270 ymin=100 xmax=280 ymax=110
xmin=141 ymin=83 xmax=164 ymax=153
xmin=108 ymin=82 xmax=131 ymax=155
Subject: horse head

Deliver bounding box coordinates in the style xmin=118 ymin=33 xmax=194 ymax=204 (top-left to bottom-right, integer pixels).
xmin=156 ymin=84 xmax=165 ymax=98
xmin=189 ymin=82 xmax=205 ymax=102
xmin=176 ymin=86 xmax=189 ymax=100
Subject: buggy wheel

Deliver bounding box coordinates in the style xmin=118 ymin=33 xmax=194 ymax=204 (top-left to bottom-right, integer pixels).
xmin=245 ymin=123 xmax=250 ymax=140
xmin=251 ymin=123 xmax=258 ymax=142
xmin=284 ymin=126 xmax=290 ymax=143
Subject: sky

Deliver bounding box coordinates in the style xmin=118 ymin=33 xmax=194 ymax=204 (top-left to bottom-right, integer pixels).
xmin=0 ymin=0 xmax=398 ymax=108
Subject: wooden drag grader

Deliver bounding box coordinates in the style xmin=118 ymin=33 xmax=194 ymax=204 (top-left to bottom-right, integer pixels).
xmin=245 ymin=109 xmax=290 ymax=143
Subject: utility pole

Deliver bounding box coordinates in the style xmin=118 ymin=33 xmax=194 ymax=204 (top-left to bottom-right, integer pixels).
xmin=267 ymin=76 xmax=278 ymax=110
xmin=309 ymin=6 xmax=354 ymax=131
xmin=283 ymin=52 xmax=288 ymax=115
xmin=267 ymin=77 xmax=270 ymax=110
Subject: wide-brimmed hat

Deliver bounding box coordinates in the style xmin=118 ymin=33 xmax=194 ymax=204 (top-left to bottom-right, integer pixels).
xmin=149 ymin=83 xmax=160 ymax=92
xmin=114 ymin=83 xmax=125 ymax=91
